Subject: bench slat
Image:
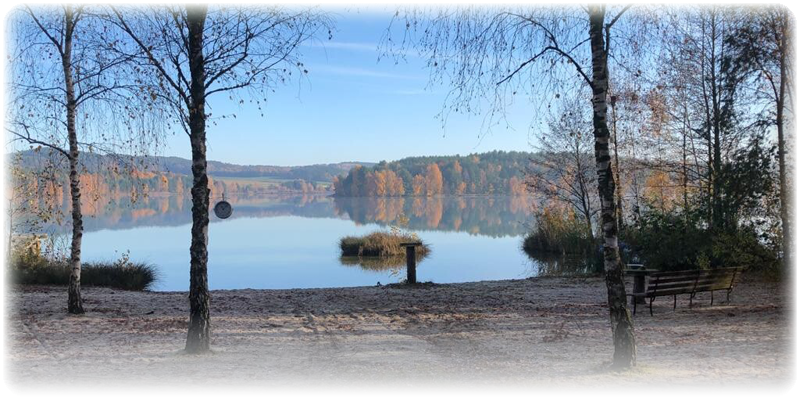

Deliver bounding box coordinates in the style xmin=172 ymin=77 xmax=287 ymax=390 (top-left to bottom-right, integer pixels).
xmin=694 ymin=283 xmax=734 ymax=292
xmin=646 ymin=282 xmax=695 ymax=292
xmin=644 ymin=288 xmax=695 ymax=297
xmin=650 ymin=276 xmax=701 ymax=285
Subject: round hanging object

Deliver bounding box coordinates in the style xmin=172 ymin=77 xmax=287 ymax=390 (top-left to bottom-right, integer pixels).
xmin=214 ymin=200 xmax=233 ymax=219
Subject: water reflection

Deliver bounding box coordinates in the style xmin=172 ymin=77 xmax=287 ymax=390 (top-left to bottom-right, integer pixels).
xmin=333 ymin=196 xmax=535 ymax=237
xmin=51 ymin=194 xmax=536 ymax=238
xmin=339 ymin=251 xmax=430 ymax=272
xmin=339 ymin=256 xmax=405 ymax=271
xmin=62 ymin=193 xmax=338 ymax=233
xmin=527 ymin=253 xmax=602 ymax=277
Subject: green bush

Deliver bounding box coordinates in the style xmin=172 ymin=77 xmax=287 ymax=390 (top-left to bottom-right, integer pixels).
xmin=622 ymin=208 xmax=779 ymax=272
xmin=621 ymin=211 xmax=711 ymax=271
xmin=9 ymin=243 xmax=157 ymax=291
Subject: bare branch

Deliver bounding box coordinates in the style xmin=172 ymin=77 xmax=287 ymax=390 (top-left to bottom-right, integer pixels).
xmin=8 ymin=124 xmax=70 ymax=159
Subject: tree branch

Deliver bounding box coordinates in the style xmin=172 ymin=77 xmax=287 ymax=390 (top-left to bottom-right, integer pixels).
xmin=110 ymin=7 xmax=191 ymax=107
xmin=8 ymin=125 xmax=70 ymax=159
xmin=25 ymin=6 xmax=64 ymax=56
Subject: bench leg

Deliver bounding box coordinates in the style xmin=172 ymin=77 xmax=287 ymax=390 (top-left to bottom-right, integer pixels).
xmin=649 ymin=297 xmax=654 ymax=316
xmin=673 ymin=295 xmax=677 ymax=310
xmin=711 ymin=290 xmax=714 ymax=306
xmin=690 ymin=293 xmax=694 ymax=308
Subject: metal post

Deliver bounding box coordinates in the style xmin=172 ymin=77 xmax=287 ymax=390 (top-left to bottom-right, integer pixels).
xmin=406 ymin=245 xmax=417 ymax=284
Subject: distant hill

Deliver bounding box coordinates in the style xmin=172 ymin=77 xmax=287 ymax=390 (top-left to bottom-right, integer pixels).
xmin=10 ymin=150 xmax=377 ymax=202
xmin=12 ymin=149 xmax=544 ymax=198
xmin=13 ymin=150 xmax=374 ymax=184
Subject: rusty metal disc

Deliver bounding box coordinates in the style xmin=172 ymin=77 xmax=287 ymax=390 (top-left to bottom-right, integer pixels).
xmin=214 ymin=200 xmax=233 ymax=219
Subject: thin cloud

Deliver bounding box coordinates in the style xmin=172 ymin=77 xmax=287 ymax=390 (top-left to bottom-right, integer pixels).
xmin=313 ymin=65 xmax=424 ymax=81
xmin=305 ymin=40 xmax=419 ymax=59
xmin=305 ymin=41 xmax=379 ymax=53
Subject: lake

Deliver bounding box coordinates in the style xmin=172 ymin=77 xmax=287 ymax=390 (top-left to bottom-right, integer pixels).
xmin=68 ymin=194 xmax=584 ymax=291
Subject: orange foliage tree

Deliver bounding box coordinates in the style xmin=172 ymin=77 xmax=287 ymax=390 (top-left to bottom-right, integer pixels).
xmin=424 ymin=163 xmax=443 ymax=196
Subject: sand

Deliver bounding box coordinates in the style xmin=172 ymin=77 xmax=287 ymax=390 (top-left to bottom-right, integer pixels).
xmin=5 ymin=275 xmax=792 ymax=388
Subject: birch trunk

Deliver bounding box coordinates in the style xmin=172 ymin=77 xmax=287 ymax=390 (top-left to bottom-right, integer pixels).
xmin=611 ymin=100 xmax=624 ymax=231
xmin=776 ymin=9 xmax=790 ymax=269
xmin=185 ymin=5 xmax=211 ymax=353
xmin=588 ymin=5 xmax=635 ymax=369
xmin=62 ymin=7 xmax=84 ymax=315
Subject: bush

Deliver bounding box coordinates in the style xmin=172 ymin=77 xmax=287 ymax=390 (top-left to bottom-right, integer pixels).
xmin=622 ymin=208 xmax=779 ymax=272
xmin=9 ymin=243 xmax=157 ymax=291
xmin=339 ymin=231 xmax=430 ymax=258
xmin=621 ymin=211 xmax=711 ymax=271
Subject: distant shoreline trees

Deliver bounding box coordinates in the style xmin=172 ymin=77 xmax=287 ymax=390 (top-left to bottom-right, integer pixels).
xmin=333 ymin=151 xmax=531 ymax=197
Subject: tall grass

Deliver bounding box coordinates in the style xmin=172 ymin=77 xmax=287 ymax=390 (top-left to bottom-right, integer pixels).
xmin=522 ymin=207 xmax=597 ymax=256
xmin=9 ymin=242 xmax=157 ymax=291
xmin=339 ymin=231 xmax=430 ymax=258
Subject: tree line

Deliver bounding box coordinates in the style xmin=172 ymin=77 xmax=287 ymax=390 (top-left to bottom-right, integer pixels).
xmin=8 ymin=157 xmax=328 ymax=225
xmin=332 ymin=151 xmax=530 ymax=196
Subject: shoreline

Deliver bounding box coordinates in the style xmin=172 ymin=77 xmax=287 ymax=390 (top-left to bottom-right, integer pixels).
xmin=11 ymin=274 xmax=587 ymax=294
xmin=7 ymin=274 xmax=791 ymax=386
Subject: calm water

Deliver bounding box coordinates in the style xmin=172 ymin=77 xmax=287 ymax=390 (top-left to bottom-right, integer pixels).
xmin=71 ymin=194 xmax=571 ymax=291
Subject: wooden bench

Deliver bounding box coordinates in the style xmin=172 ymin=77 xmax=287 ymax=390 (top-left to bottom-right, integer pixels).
xmin=627 ymin=267 xmax=743 ymax=316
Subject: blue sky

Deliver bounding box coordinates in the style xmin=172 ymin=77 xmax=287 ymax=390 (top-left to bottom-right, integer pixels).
xmin=173 ymin=8 xmax=536 ymax=166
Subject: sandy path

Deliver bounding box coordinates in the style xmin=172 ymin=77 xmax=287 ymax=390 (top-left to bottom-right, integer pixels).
xmin=5 ymin=275 xmax=791 ymax=388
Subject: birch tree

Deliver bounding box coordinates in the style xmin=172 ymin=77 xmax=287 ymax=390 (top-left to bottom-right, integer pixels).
xmin=386 ymin=4 xmax=639 ymax=368
xmin=528 ymin=94 xmax=598 ymax=242
xmin=7 ymin=5 xmax=158 ymax=314
xmin=109 ymin=4 xmax=331 ymax=353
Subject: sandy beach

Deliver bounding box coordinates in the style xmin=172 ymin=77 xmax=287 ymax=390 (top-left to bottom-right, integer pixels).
xmin=6 ymin=275 xmax=792 ymax=388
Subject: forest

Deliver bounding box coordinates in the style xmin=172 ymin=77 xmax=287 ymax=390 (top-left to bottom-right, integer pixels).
xmin=332 ymin=151 xmax=531 ymax=196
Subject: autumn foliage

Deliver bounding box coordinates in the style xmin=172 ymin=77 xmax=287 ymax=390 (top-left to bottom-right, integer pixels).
xmin=333 ymin=151 xmax=531 ymax=197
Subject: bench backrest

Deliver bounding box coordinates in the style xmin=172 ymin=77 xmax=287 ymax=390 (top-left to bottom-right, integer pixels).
xmin=646 ymin=270 xmax=701 ymax=296
xmin=646 ymin=267 xmax=742 ymax=296
xmin=698 ymin=268 xmax=740 ymax=291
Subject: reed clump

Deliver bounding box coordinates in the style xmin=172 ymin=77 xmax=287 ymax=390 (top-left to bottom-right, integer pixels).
xmin=339 ymin=231 xmax=430 ymax=258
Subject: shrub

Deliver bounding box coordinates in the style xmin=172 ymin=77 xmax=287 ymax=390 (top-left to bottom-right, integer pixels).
xmin=621 ymin=210 xmax=711 ymax=271
xmin=622 ymin=208 xmax=779 ymax=272
xmin=9 ymin=242 xmax=157 ymax=291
